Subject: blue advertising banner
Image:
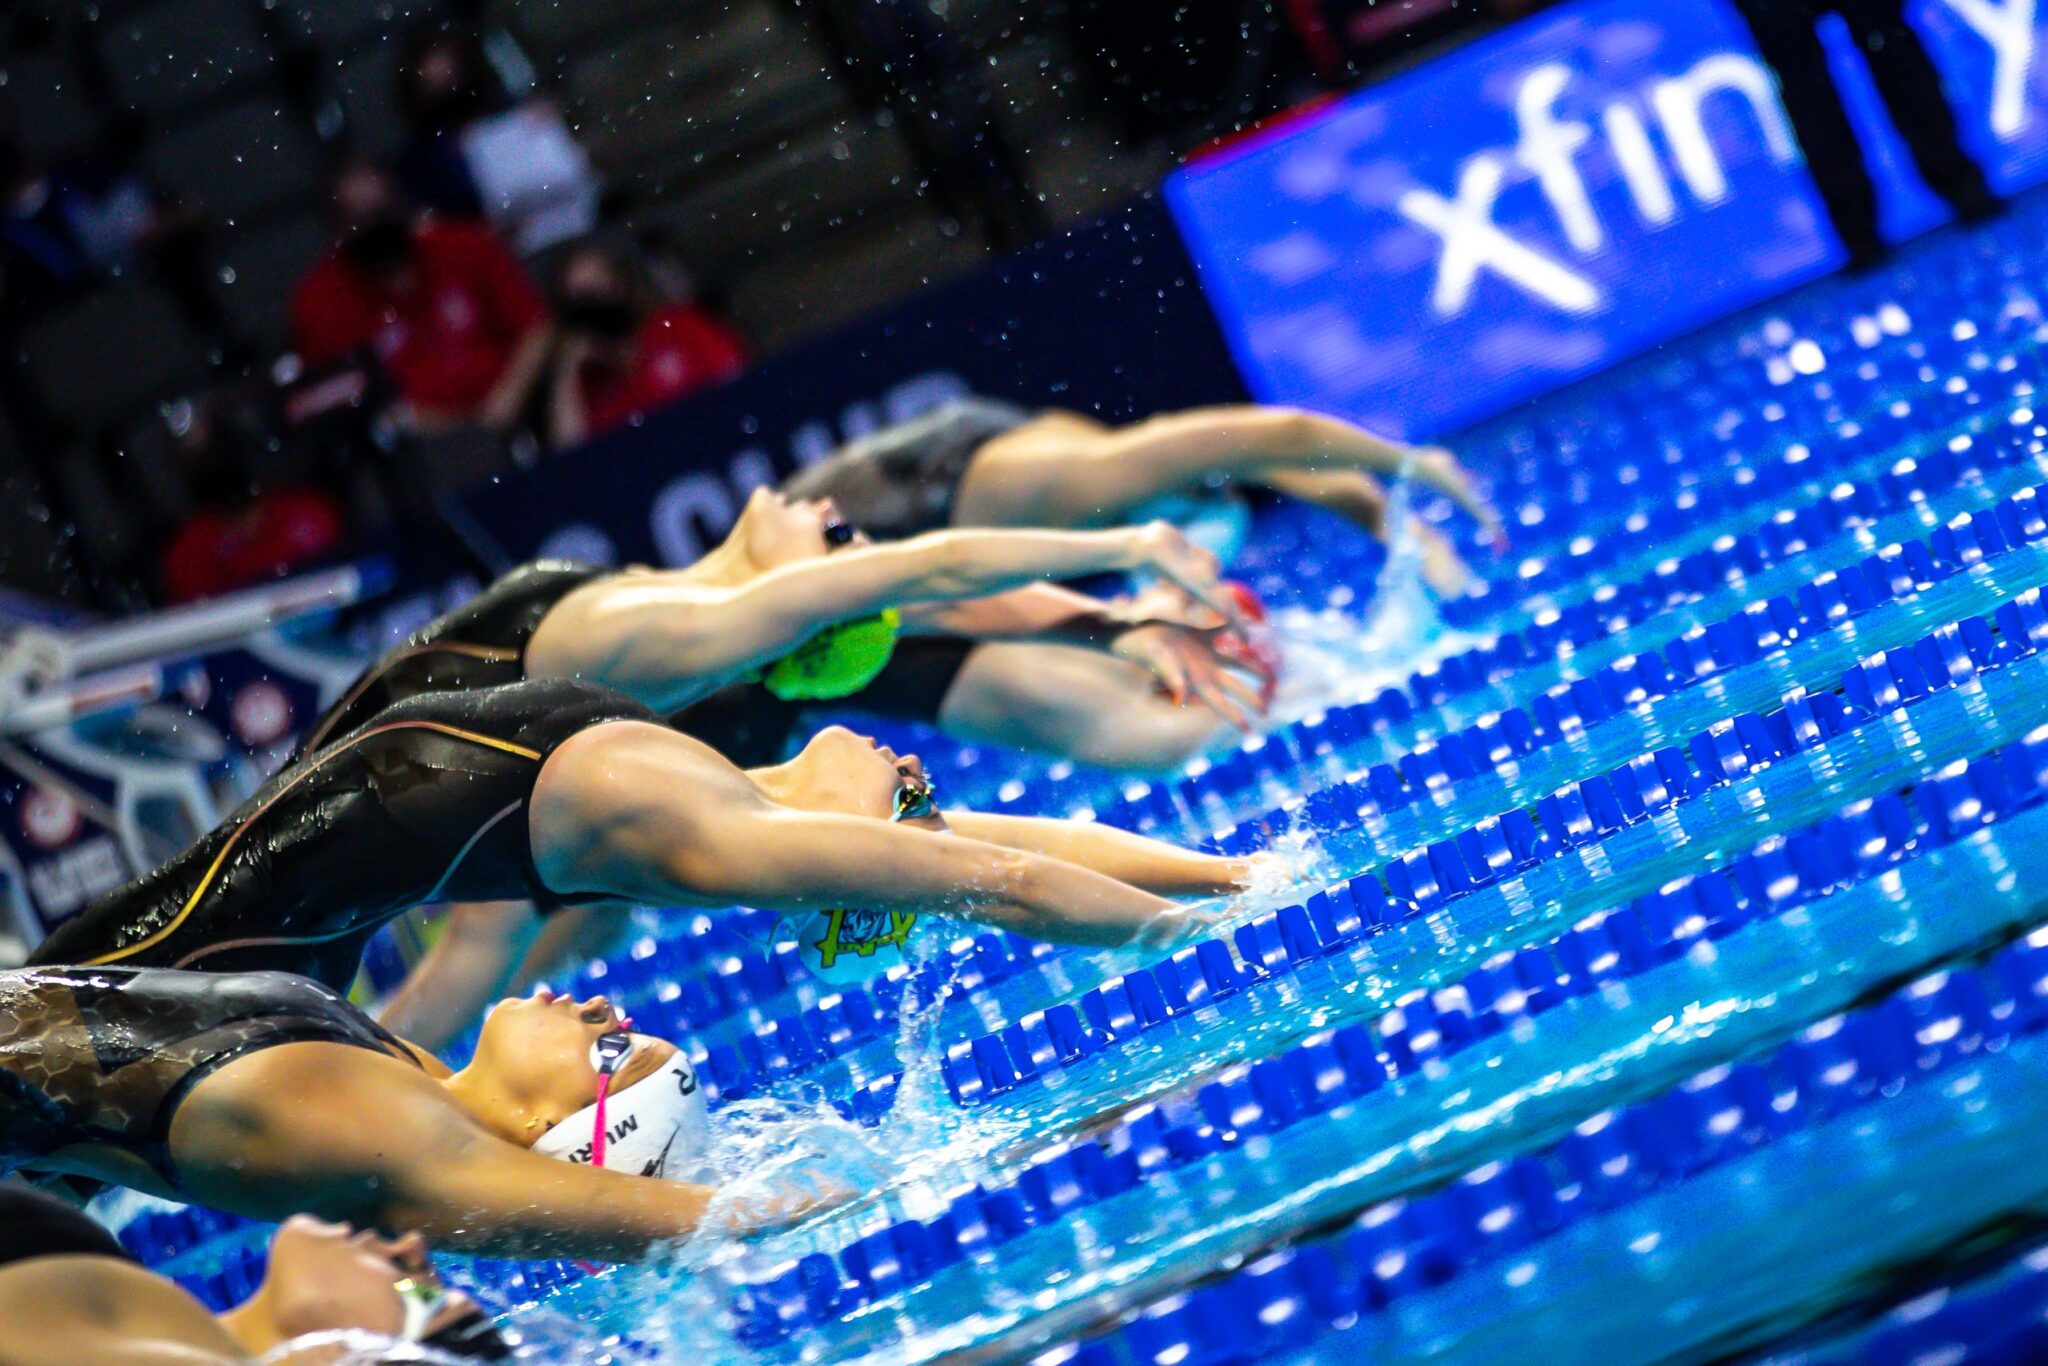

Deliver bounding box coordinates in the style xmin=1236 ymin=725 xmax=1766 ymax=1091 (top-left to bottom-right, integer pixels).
xmin=1163 ymin=0 xmax=2048 ymax=439
xmin=453 ymin=195 xmax=1247 ymax=570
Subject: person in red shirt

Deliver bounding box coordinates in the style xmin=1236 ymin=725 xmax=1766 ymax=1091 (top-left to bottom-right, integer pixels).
xmin=290 ymin=161 xmax=553 ymax=432
xmin=543 ymin=242 xmax=749 ymax=449
xmin=158 ymin=399 xmax=345 ymax=604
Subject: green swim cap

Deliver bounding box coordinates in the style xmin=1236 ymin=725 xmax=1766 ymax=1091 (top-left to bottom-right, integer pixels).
xmin=760 ymin=607 xmax=902 ymax=701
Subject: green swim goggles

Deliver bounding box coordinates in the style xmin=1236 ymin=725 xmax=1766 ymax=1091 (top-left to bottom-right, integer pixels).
xmin=892 ymin=772 xmax=937 ymax=822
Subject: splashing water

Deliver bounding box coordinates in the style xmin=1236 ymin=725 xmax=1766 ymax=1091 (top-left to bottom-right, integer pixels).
xmin=1259 ymin=470 xmax=1486 ymax=723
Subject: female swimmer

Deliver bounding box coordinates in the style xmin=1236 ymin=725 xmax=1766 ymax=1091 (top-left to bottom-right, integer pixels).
xmin=300 ymin=490 xmax=1255 ymax=754
xmin=670 ymin=572 xmax=1270 ymax=772
xmin=379 ymin=725 xmax=1263 ymax=1044
xmin=778 ymin=398 xmax=1499 ymax=585
xmin=0 ymin=967 xmax=817 ymax=1263
xmin=0 ymin=1190 xmax=502 ymax=1363
xmin=30 ymin=680 xmax=1242 ymax=988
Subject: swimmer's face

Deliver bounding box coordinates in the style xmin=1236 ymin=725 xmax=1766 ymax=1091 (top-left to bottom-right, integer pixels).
xmin=731 ymin=486 xmax=865 ymax=571
xmin=260 ymin=1215 xmax=479 ymax=1341
xmin=471 ymin=989 xmax=679 ymax=1131
xmin=768 ymin=726 xmax=945 ymax=829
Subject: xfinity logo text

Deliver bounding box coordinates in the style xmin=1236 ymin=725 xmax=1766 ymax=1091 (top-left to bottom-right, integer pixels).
xmin=1399 ymin=55 xmax=1796 ymax=317
xmin=1947 ymin=0 xmax=2036 ymax=137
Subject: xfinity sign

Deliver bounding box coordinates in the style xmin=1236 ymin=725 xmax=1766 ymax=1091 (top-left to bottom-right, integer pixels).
xmin=1167 ymin=0 xmax=2048 ymax=438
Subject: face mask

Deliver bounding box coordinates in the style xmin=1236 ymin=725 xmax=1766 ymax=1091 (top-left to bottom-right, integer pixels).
xmin=531 ymin=1036 xmax=709 ymax=1180
xmin=342 ymin=218 xmax=413 ymax=273
xmin=415 ymin=80 xmax=488 ymax=131
xmin=560 ymin=297 xmax=640 ymax=339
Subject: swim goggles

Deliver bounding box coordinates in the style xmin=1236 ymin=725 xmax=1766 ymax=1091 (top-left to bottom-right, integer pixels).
xmin=823 ymin=515 xmax=858 ymax=548
xmin=587 ymin=1029 xmax=636 ymax=1168
xmin=393 ymin=1275 xmax=447 ymax=1342
xmin=395 ymin=1273 xmax=513 ymax=1360
xmin=892 ymin=771 xmax=937 ymax=822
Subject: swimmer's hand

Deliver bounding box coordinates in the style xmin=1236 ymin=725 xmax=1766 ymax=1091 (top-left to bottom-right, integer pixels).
xmin=707 ymin=1178 xmax=860 ymax=1240
xmin=1409 ymin=518 xmax=1474 ymax=597
xmin=1126 ymin=521 xmax=1235 ymax=621
xmin=1130 ymin=902 xmax=1228 ymax=952
xmin=1113 ymin=621 xmax=1271 ymax=731
xmin=1405 ymin=446 xmax=1503 ymax=547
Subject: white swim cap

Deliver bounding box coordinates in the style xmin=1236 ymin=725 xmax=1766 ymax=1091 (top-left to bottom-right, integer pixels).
xmin=784 ymin=907 xmax=923 ymax=987
xmin=531 ymin=1036 xmax=710 ymax=1180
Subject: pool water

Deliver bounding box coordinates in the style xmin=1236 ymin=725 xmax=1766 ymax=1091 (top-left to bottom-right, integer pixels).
xmin=108 ymin=197 xmax=2048 ymax=1364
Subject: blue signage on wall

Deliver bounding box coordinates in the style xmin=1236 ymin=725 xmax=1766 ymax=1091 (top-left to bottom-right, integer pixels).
xmin=1164 ymin=0 xmax=2048 ymax=439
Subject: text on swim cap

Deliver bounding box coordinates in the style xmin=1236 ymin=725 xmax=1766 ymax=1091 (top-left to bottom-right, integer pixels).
xmin=812 ymin=909 xmax=919 ymax=969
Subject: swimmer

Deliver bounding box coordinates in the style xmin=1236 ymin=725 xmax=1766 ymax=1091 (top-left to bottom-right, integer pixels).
xmin=383 ymin=729 xmax=1265 ymax=1042
xmin=299 ymin=493 xmax=1253 ymax=754
xmin=778 ymin=398 xmax=1500 ymax=590
xmin=668 ymin=571 xmax=1273 ymax=773
xmin=31 ymin=680 xmax=1245 ymax=989
xmin=0 ymin=1189 xmax=500 ymax=1363
xmin=0 ymin=967 xmax=825 ymax=1262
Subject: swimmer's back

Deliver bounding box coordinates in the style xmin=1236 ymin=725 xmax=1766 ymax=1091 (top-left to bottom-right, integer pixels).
xmin=779 ymin=398 xmax=1033 ymax=541
xmin=0 ymin=966 xmax=414 ymax=1190
xmin=32 ymin=679 xmax=658 ymax=986
xmin=303 ymin=559 xmax=608 ymax=752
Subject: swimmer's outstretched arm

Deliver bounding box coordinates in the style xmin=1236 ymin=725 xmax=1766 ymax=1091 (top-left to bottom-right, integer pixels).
xmin=902 ymin=584 xmax=1270 ymax=728
xmin=970 ymin=406 xmax=1495 ymax=542
xmin=530 ymin=521 xmax=1229 ymax=713
xmin=170 ymin=1044 xmax=800 ymax=1263
xmin=1082 ymin=406 xmax=1492 ymax=526
xmin=943 ymin=810 xmax=1261 ymax=897
xmin=533 ymin=724 xmax=1183 ymax=948
xmin=0 ymin=1257 xmax=250 ymax=1365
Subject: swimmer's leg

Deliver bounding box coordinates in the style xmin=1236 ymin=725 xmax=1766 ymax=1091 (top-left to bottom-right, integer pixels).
xmin=378 ymin=901 xmax=543 ymax=1052
xmin=935 ymin=641 xmax=1231 ymax=772
xmin=378 ymin=901 xmax=636 ymax=1051
xmin=516 ymin=902 xmax=634 ymax=988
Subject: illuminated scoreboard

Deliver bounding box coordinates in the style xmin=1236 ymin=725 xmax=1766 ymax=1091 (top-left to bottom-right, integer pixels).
xmin=1167 ymin=0 xmax=2048 ymax=437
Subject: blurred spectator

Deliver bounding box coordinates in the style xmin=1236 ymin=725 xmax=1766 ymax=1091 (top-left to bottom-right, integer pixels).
xmin=290 ymin=161 xmax=553 ymax=433
xmin=396 ymin=25 xmax=602 ymax=256
xmin=0 ymin=130 xmax=225 ymax=337
xmin=544 ymin=241 xmax=748 ymax=449
xmin=158 ymin=395 xmax=345 ymax=603
xmin=1284 ymin=0 xmax=1519 ymax=84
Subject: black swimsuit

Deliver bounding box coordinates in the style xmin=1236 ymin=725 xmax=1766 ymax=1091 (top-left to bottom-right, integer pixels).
xmin=301 ymin=560 xmax=608 ymax=753
xmin=778 ymin=398 xmax=1034 ymax=541
xmin=671 ymin=636 xmax=980 ymax=767
xmin=312 ymin=552 xmax=981 ymax=771
xmin=0 ymin=967 xmax=415 ymax=1191
xmin=31 ymin=679 xmax=659 ymax=987
xmin=0 ymin=1185 xmax=130 ymax=1268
